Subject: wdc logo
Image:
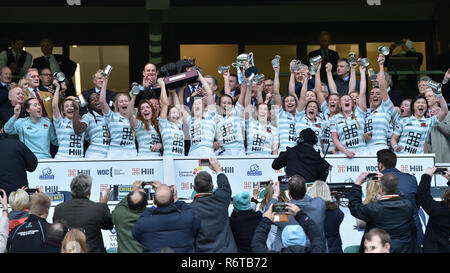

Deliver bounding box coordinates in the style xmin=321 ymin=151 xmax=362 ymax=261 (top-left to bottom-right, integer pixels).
xmin=247 ymin=164 xmax=262 ymax=176
xmin=39 ymin=168 xmax=55 ymax=180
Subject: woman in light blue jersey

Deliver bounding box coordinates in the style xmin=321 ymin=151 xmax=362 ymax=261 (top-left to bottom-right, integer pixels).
xmin=99 ymin=76 xmax=136 ymax=158
xmin=244 ymin=79 xmax=279 ymax=156
xmin=73 ymin=92 xmax=111 ymax=158
xmin=159 ymin=78 xmax=185 ymax=156
xmin=51 ymin=80 xmax=85 ymax=159
xmin=4 ymin=97 xmax=58 ymax=159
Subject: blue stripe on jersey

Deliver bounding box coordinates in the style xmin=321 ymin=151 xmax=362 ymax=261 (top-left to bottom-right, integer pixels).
xmin=188 ymin=110 xmax=216 ymax=152
xmin=245 ymin=118 xmax=279 ymax=155
xmin=159 ymin=118 xmax=185 ymax=156
xmin=81 ymin=111 xmax=110 ymax=157
xmin=215 ymin=102 xmax=245 ymax=151
xmin=53 ymin=116 xmax=84 ymax=158
xmin=329 ymin=106 xmax=366 ymax=150
xmin=364 ymin=99 xmax=394 ymax=146
xmin=134 ymin=120 xmax=161 ymax=156
xmin=394 ymin=115 xmax=438 ymax=154
xmin=104 ymin=111 xmax=136 ymax=153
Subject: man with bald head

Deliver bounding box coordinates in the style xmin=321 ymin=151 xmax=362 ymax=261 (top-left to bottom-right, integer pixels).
xmin=132 ymin=180 xmax=200 ymax=253
xmin=0 ymin=86 xmax=25 ymax=131
xmin=0 ymin=67 xmax=12 ymax=106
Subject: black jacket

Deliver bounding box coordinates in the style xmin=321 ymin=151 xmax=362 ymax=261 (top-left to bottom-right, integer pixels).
xmin=53 ymin=197 xmax=113 ymax=253
xmin=251 ymin=210 xmax=327 ymax=253
xmin=7 ymin=214 xmax=50 ymax=253
xmin=416 ymin=174 xmax=450 ymax=253
xmin=190 ymin=173 xmax=238 ymax=253
xmin=0 ymin=134 xmax=38 ymax=196
xmin=272 ymin=143 xmax=330 ymax=181
xmin=229 ymin=209 xmax=262 ymax=253
xmin=348 ymin=184 xmax=418 ymax=253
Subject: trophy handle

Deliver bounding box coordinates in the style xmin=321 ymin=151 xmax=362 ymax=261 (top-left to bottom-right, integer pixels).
xmin=231 ymin=62 xmax=240 ymax=68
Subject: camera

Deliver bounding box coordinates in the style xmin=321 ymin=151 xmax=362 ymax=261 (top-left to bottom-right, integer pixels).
xmin=258 ymin=180 xmax=271 ymax=187
xmin=141 ymin=181 xmax=154 ymax=188
xmin=272 ymin=203 xmax=288 ymax=213
xmin=435 ymin=167 xmax=448 ymax=175
xmin=278 ymin=175 xmax=290 ymax=191
xmin=366 ymin=173 xmax=379 ymax=181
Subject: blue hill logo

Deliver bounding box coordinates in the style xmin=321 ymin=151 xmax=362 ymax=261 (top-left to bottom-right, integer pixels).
xmin=247 ymin=164 xmax=262 ymax=176
xmin=39 ymin=168 xmax=55 ymax=180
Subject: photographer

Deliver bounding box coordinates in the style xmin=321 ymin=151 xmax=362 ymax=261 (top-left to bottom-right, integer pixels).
xmin=132 ymin=180 xmax=201 ymax=253
xmin=416 ymin=167 xmax=450 ymax=253
xmin=251 ymin=203 xmax=326 ymax=253
xmin=272 ymin=128 xmax=330 ymax=181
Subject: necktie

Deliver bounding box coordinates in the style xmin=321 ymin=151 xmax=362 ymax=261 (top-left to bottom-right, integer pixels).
xmin=34 ymin=89 xmax=48 ymax=117
xmin=44 ymin=56 xmax=50 ymax=68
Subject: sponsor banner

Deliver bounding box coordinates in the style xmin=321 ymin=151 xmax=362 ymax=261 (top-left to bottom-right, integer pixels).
xmin=173 ymin=156 xmax=285 ymax=199
xmin=27 ymin=158 xmax=164 ymax=202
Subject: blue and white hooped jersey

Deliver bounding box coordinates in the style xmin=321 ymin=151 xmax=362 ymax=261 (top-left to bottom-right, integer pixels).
xmin=364 ymin=99 xmax=394 ymax=146
xmin=215 ymin=102 xmax=245 ymax=151
xmin=296 ymin=115 xmax=324 ymax=154
xmin=81 ymin=111 xmax=110 ymax=157
xmin=394 ymin=115 xmax=438 ymax=154
xmin=187 ymin=110 xmax=216 ymax=152
xmin=329 ymin=106 xmax=366 ymax=150
xmin=104 ymin=110 xmax=136 ymax=153
xmin=134 ymin=120 xmax=161 ymax=157
xmin=277 ymin=108 xmax=304 ymax=152
xmin=321 ymin=117 xmax=336 ymax=154
xmin=53 ymin=116 xmax=85 ymax=158
xmin=159 ymin=118 xmax=185 ymax=156
xmin=245 ymin=117 xmax=279 ymax=155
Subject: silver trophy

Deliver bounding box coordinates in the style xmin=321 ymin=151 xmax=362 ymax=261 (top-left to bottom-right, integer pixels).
xmin=309 ymin=55 xmax=322 ymax=66
xmin=368 ymin=68 xmax=377 ymax=81
xmin=53 ymin=72 xmax=65 ymax=82
xmin=291 ymin=60 xmax=302 ymax=73
xmin=218 ymin=65 xmax=230 ymax=75
xmin=271 ymin=55 xmax=281 ymax=68
xmin=348 ymin=52 xmax=357 ymax=65
xmin=232 ymin=52 xmax=254 ymax=70
xmin=76 ymin=94 xmax=88 ymax=108
xmin=243 ymin=73 xmax=255 ymax=85
xmin=130 ymin=82 xmax=141 ymax=96
xmin=428 ymin=80 xmax=442 ymax=93
xmin=253 ymin=73 xmax=265 ymax=84
xmin=378 ymin=46 xmax=390 ymax=56
xmin=102 ymin=65 xmax=113 ymax=79
xmin=309 ymin=65 xmax=318 ymax=75
xmin=358 ymin=57 xmax=370 ymax=67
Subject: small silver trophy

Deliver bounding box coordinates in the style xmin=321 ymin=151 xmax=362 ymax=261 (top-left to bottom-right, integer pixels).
xmin=428 ymin=80 xmax=442 ymax=94
xmin=309 ymin=55 xmax=322 ymax=66
xmin=309 ymin=65 xmax=318 ymax=75
xmin=358 ymin=57 xmax=370 ymax=67
xmin=271 ymin=55 xmax=281 ymax=68
xmin=348 ymin=52 xmax=357 ymax=65
xmin=53 ymin=72 xmax=66 ymax=82
xmin=102 ymin=65 xmax=113 ymax=79
xmin=291 ymin=60 xmax=302 ymax=73
xmin=378 ymin=46 xmax=390 ymax=56
xmin=218 ymin=65 xmax=230 ymax=75
xmin=253 ymin=73 xmax=265 ymax=84
xmin=76 ymin=94 xmax=88 ymax=108
xmin=368 ymin=68 xmax=377 ymax=81
xmin=243 ymin=73 xmax=255 ymax=85
xmin=130 ymin=82 xmax=141 ymax=96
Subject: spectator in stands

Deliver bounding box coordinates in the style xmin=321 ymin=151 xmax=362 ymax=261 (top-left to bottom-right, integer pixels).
xmin=288 ymin=60 xmax=314 ymax=100
xmin=112 ymin=180 xmax=147 ymax=253
xmin=416 ymin=167 xmax=450 ymax=253
xmin=23 ymin=68 xmax=53 ymax=120
xmin=264 ymin=177 xmax=326 ymax=252
xmin=363 ymin=228 xmax=391 ymax=253
xmin=4 ymin=97 xmax=58 ymax=159
xmin=61 ymin=228 xmax=87 ymax=253
xmin=0 ymin=38 xmax=33 ymax=83
xmin=190 ymin=158 xmax=238 ymax=253
xmin=7 ymin=189 xmax=29 ymax=233
xmin=309 ymin=180 xmax=344 ymax=253
xmin=262 ymin=77 xmax=274 ymax=106
xmin=0 ymin=189 xmax=8 ymax=253
xmin=308 ymin=31 xmax=340 ymax=85
xmin=251 ymin=203 xmax=326 ymax=253
xmin=229 ymin=191 xmax=262 ymax=253
xmin=334 ymin=59 xmax=359 ymax=95
xmin=442 ymin=68 xmax=450 ymax=103
xmin=37 ymin=220 xmax=68 ymax=253
xmin=7 ymin=192 xmax=51 ymax=253
xmin=424 ymin=89 xmax=450 ymax=163
xmin=355 ymin=179 xmax=380 ymax=230
xmin=38 ymin=68 xmax=54 ymax=94
xmin=0 ymin=67 xmax=12 ymax=107
xmin=417 ymin=76 xmax=431 ymax=96
xmin=348 ymin=172 xmax=417 ymax=253
xmin=53 ymin=174 xmax=113 ymax=253
xmin=132 ymin=181 xmax=200 ymax=253
xmin=80 ymin=69 xmax=116 ymax=116
xmin=0 ymin=132 xmax=38 ymax=196
xmin=134 ymin=62 xmax=159 ymax=108
xmin=0 ymin=86 xmax=25 ymax=131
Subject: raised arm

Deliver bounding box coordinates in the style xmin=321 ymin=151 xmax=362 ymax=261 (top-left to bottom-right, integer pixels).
xmin=126 ymin=93 xmax=139 ymax=128
xmin=223 ymin=70 xmax=231 ymax=96
xmin=358 ymin=65 xmax=367 ymax=112
xmin=158 ymin=78 xmax=169 ymax=120
xmin=348 ymin=62 xmax=357 ymax=94
xmin=435 ymin=95 xmax=448 ymax=122
xmin=314 ymin=62 xmax=326 ymax=107
xmin=288 ymin=60 xmax=297 ymax=98
xmin=243 ymin=81 xmax=253 ymax=120
xmin=326 ymin=63 xmax=338 ymax=94
xmin=72 ymin=99 xmax=87 ymax=134
xmin=174 ymin=87 xmax=190 ymax=123
xmin=99 ymin=77 xmax=111 ymax=115
xmin=51 ymin=80 xmax=62 ymax=120
xmin=377 ymin=54 xmax=389 ymax=102
xmin=296 ymin=74 xmax=308 ymax=112
xmin=273 ymin=64 xmax=282 ymax=107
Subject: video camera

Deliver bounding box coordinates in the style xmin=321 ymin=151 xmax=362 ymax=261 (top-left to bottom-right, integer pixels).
xmin=278 ymin=175 xmax=290 ymax=191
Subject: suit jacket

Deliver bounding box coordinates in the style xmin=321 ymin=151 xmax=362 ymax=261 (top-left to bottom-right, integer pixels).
xmin=0 ymin=83 xmax=9 ymax=106
xmin=53 ymin=197 xmax=113 ymax=253
xmin=80 ymin=88 xmax=116 ymax=116
xmin=24 ymin=88 xmax=53 ymax=120
xmin=308 ymin=48 xmax=340 ymax=84
xmin=32 ymin=54 xmax=77 ymax=97
xmin=388 ymin=89 xmax=404 ymax=107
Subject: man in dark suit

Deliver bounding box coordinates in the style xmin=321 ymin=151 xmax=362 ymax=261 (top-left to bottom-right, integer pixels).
xmin=79 ymin=69 xmax=116 ymax=116
xmin=0 ymin=39 xmax=33 ymax=83
xmin=308 ymin=31 xmax=340 ymax=85
xmin=31 ymin=39 xmax=77 ymax=97
xmin=52 ymin=174 xmax=113 ymax=253
xmin=376 ymin=149 xmax=423 ymax=251
xmin=0 ymin=67 xmax=12 ymax=107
